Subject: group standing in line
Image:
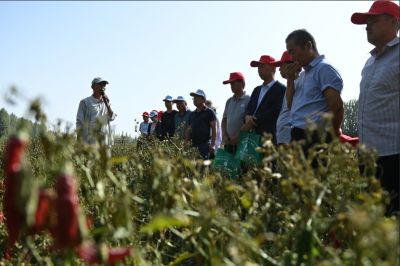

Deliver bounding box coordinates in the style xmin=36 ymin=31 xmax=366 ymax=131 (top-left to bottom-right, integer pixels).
xmin=77 ymin=0 xmax=399 ymax=216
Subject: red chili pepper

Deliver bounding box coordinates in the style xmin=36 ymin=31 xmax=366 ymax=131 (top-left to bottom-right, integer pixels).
xmin=54 ymin=165 xmax=81 ymax=249
xmin=77 ymin=242 xmax=132 ymax=265
xmin=107 ymin=247 xmax=132 ymax=265
xmin=31 ymin=188 xmax=55 ymax=233
xmin=77 ymin=242 xmax=99 ymax=264
xmin=3 ymin=132 xmax=29 ymax=257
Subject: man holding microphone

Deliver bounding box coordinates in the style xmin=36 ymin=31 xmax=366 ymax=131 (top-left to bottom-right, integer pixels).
xmin=76 ymin=77 xmax=117 ymax=148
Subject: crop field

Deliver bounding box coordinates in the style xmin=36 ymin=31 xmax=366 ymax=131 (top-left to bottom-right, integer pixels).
xmin=0 ymin=109 xmax=398 ymax=266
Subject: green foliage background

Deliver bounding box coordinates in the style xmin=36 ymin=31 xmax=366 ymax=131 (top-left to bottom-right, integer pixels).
xmin=0 ymin=99 xmax=398 ymax=266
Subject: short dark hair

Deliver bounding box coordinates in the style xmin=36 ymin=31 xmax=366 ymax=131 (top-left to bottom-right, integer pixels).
xmin=286 ymin=29 xmax=318 ymax=53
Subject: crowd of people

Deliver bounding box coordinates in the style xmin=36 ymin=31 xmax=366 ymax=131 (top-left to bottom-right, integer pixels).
xmin=76 ymin=1 xmax=399 ymax=216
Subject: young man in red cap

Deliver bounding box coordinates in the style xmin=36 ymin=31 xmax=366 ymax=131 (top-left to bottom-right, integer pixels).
xmin=221 ymin=72 xmax=250 ymax=154
xmin=282 ymin=29 xmax=344 ymax=155
xmin=351 ymin=0 xmax=400 ymax=215
xmin=243 ymin=55 xmax=286 ymax=144
xmin=139 ymin=112 xmax=150 ymax=137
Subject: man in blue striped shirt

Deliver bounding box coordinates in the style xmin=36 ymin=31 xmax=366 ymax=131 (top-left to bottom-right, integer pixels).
xmin=281 ymin=29 xmax=344 ymax=156
xmin=351 ymin=0 xmax=400 ymax=215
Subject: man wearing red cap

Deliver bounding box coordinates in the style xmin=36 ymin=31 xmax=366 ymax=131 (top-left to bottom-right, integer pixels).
xmin=221 ymin=72 xmax=250 ymax=154
xmin=243 ymin=55 xmax=286 ymax=144
xmin=139 ymin=112 xmax=150 ymax=137
xmin=282 ymin=29 xmax=344 ymax=155
xmin=351 ymin=0 xmax=400 ymax=215
xmin=270 ymin=51 xmax=301 ymax=145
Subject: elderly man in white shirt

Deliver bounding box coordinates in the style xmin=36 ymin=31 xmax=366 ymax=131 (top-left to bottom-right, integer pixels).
xmin=76 ymin=77 xmax=117 ymax=147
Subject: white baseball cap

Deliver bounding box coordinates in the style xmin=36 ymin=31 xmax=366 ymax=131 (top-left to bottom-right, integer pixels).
xmin=149 ymin=110 xmax=158 ymax=118
xmin=163 ymin=95 xmax=173 ymax=102
xmin=173 ymin=96 xmax=186 ymax=103
xmin=190 ymin=89 xmax=206 ymax=100
xmin=92 ymin=77 xmax=109 ymax=85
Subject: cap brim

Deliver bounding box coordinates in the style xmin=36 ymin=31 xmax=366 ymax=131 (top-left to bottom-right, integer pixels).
xmin=190 ymin=92 xmax=205 ymax=99
xmin=351 ymin=12 xmax=382 ymax=24
xmin=250 ymin=61 xmax=261 ymax=67
xmin=163 ymin=99 xmax=173 ymax=102
xmin=94 ymin=80 xmax=109 ymax=84
xmin=223 ymin=79 xmax=243 ymax=85
xmin=269 ymin=61 xmax=283 ymax=67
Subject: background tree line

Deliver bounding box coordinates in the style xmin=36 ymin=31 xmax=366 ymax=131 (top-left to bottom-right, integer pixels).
xmin=0 ymin=108 xmax=46 ymax=138
xmin=0 ymin=99 xmax=358 ymax=140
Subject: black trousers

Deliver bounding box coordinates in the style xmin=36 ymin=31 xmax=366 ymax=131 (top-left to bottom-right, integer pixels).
xmin=290 ymin=127 xmax=333 ymax=157
xmin=376 ymin=154 xmax=400 ymax=216
xmin=224 ymin=144 xmax=237 ymax=155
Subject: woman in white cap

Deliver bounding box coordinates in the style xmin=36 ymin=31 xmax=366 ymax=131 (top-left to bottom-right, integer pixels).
xmin=173 ymin=96 xmax=191 ymax=139
xmin=147 ymin=110 xmax=163 ymax=140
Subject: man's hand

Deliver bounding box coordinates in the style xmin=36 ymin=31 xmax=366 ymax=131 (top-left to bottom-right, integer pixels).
xmin=209 ymin=143 xmax=216 ymax=155
xmin=280 ymin=62 xmax=301 ymax=81
xmin=102 ymin=94 xmax=110 ymax=105
xmin=242 ymin=115 xmax=257 ymax=131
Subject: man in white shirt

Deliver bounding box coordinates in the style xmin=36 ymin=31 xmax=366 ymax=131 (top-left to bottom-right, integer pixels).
xmin=76 ymin=77 xmax=117 ymax=147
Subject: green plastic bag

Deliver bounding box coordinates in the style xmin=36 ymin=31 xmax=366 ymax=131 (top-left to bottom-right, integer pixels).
xmin=212 ymin=148 xmax=240 ymax=179
xmin=234 ymin=131 xmax=262 ymax=167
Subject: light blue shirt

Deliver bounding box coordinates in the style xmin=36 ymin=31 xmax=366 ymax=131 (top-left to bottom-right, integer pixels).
xmin=290 ymin=55 xmax=343 ymax=129
xmin=358 ymin=37 xmax=399 ymax=156
xmin=276 ymin=93 xmax=291 ymax=144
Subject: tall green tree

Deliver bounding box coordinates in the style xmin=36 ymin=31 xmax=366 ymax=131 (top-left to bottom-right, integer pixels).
xmin=342 ymin=99 xmax=358 ymax=137
xmin=0 ymin=108 xmax=10 ymax=137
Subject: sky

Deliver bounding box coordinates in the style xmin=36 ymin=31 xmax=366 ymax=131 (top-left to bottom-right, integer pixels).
xmin=0 ymin=1 xmax=377 ymax=137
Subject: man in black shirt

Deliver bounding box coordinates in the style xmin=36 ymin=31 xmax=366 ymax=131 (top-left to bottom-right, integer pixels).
xmin=161 ymin=95 xmax=178 ymax=139
xmin=186 ymin=89 xmax=217 ymax=159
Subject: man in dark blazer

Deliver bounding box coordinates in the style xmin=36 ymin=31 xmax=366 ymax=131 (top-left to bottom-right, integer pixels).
xmin=243 ymin=55 xmax=286 ymax=144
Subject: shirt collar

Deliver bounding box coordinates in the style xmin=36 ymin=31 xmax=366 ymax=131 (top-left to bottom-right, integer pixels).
xmin=370 ymin=36 xmax=399 ymax=56
xmin=304 ymin=55 xmax=324 ymax=72
xmin=232 ymin=92 xmax=248 ymax=101
xmin=91 ymin=95 xmax=102 ymax=103
xmin=262 ymin=80 xmax=276 ymax=89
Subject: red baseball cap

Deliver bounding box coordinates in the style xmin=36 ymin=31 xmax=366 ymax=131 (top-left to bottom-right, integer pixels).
xmin=250 ymin=55 xmax=276 ymax=67
xmin=142 ymin=112 xmax=149 ymax=117
xmin=351 ymin=0 xmax=400 ymax=25
xmin=270 ymin=51 xmax=294 ymax=67
xmin=222 ymin=72 xmax=245 ymax=85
